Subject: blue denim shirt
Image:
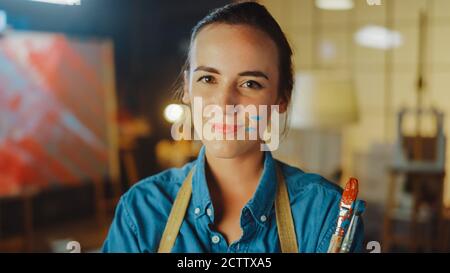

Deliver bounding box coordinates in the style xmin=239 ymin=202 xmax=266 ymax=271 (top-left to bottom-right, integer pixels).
xmin=102 ymin=146 xmax=364 ymax=253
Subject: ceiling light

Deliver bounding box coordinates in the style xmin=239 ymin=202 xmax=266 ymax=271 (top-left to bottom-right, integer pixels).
xmin=315 ymin=0 xmax=354 ymax=10
xmin=29 ymin=0 xmax=81 ymax=5
xmin=355 ymin=25 xmax=403 ymax=50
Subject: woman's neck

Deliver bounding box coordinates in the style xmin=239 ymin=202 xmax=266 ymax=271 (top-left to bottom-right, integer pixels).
xmin=204 ymin=146 xmax=265 ymax=197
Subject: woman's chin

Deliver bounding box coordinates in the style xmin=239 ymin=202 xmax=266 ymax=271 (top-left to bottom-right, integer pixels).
xmin=203 ymin=139 xmax=260 ymax=159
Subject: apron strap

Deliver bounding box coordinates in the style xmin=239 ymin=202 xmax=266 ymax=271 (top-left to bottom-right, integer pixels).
xmin=274 ymin=164 xmax=299 ymax=253
xmin=157 ymin=164 xmax=298 ymax=253
xmin=157 ymin=167 xmax=194 ymax=253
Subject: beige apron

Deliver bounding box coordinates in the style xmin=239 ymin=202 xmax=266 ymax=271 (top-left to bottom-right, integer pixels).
xmin=157 ymin=164 xmax=298 ymax=253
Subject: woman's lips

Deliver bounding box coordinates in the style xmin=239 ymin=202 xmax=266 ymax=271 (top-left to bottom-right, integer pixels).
xmin=212 ymin=123 xmax=244 ymax=134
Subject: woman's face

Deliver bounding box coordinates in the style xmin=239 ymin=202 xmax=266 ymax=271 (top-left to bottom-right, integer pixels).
xmin=183 ymin=23 xmax=284 ymax=158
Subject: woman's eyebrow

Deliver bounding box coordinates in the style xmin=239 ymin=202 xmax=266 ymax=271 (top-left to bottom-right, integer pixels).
xmin=238 ymin=71 xmax=269 ymax=80
xmin=193 ymin=66 xmax=269 ymax=80
xmin=193 ymin=66 xmax=220 ymax=74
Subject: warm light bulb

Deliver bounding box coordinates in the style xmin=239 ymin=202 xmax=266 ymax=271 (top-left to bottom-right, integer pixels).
xmin=164 ymin=104 xmax=184 ymax=123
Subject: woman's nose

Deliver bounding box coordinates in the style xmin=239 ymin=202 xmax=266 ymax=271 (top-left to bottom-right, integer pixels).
xmin=214 ymin=83 xmax=238 ymax=111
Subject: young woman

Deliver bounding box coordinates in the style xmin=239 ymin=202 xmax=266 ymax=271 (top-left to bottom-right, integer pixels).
xmin=102 ymin=1 xmax=364 ymax=253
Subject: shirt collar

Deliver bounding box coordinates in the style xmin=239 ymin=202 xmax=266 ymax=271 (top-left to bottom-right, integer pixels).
xmin=191 ymin=145 xmax=278 ymax=226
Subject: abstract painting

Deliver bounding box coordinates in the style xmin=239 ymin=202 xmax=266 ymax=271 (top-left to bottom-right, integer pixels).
xmin=0 ymin=31 xmax=119 ymax=196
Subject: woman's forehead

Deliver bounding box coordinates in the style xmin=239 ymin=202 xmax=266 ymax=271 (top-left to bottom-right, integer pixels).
xmin=190 ymin=24 xmax=279 ymax=74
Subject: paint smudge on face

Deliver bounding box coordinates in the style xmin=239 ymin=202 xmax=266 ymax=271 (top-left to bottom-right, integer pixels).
xmin=250 ymin=115 xmax=261 ymax=121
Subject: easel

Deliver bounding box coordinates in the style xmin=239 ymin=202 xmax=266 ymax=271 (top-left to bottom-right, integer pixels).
xmin=382 ymin=12 xmax=447 ymax=252
xmin=383 ymin=108 xmax=446 ymax=252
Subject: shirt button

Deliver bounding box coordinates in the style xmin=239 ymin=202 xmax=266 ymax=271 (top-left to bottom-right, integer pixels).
xmin=206 ymin=208 xmax=213 ymax=216
xmin=194 ymin=208 xmax=200 ymax=215
xmin=211 ymin=235 xmax=220 ymax=244
xmin=260 ymin=215 xmax=267 ymax=222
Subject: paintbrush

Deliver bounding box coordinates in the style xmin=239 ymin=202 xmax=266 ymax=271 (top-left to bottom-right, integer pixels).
xmin=339 ymin=200 xmax=366 ymax=253
xmin=327 ymin=177 xmax=359 ymax=253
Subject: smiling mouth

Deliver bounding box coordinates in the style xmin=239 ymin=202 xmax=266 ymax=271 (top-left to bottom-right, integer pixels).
xmin=212 ymin=123 xmax=244 ymax=134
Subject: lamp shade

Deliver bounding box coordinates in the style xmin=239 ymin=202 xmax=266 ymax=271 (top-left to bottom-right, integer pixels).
xmin=290 ymin=71 xmax=359 ymax=129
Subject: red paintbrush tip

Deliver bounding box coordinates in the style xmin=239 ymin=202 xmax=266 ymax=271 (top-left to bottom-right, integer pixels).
xmin=342 ymin=177 xmax=358 ymax=205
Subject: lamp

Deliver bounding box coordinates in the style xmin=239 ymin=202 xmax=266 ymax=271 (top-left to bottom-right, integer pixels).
xmin=164 ymin=104 xmax=185 ymax=123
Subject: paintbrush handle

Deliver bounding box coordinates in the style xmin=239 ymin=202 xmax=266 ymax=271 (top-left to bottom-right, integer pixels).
xmin=340 ymin=215 xmax=359 ymax=253
xmin=327 ymin=234 xmax=344 ymax=253
xmin=339 ymin=200 xmax=366 ymax=253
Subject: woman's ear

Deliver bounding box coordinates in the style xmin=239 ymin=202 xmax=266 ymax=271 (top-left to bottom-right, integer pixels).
xmin=182 ymin=70 xmax=190 ymax=104
xmin=278 ymin=95 xmax=288 ymax=114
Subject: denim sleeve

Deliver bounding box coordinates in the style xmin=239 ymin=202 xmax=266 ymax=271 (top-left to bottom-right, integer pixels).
xmin=102 ymin=196 xmax=141 ymax=253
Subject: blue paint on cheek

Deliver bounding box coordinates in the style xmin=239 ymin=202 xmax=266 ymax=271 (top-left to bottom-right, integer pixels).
xmin=250 ymin=115 xmax=261 ymax=121
xmin=245 ymin=127 xmax=257 ymax=132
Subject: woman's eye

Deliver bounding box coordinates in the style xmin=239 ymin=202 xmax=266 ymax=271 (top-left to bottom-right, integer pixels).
xmin=241 ymin=80 xmax=263 ymax=89
xmin=197 ymin=75 xmax=215 ymax=84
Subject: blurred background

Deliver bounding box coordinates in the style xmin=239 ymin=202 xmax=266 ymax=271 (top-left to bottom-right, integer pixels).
xmin=0 ymin=0 xmax=449 ymax=253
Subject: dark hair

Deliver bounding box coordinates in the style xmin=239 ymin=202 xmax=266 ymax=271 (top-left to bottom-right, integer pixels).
xmin=173 ymin=1 xmax=294 ymax=134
